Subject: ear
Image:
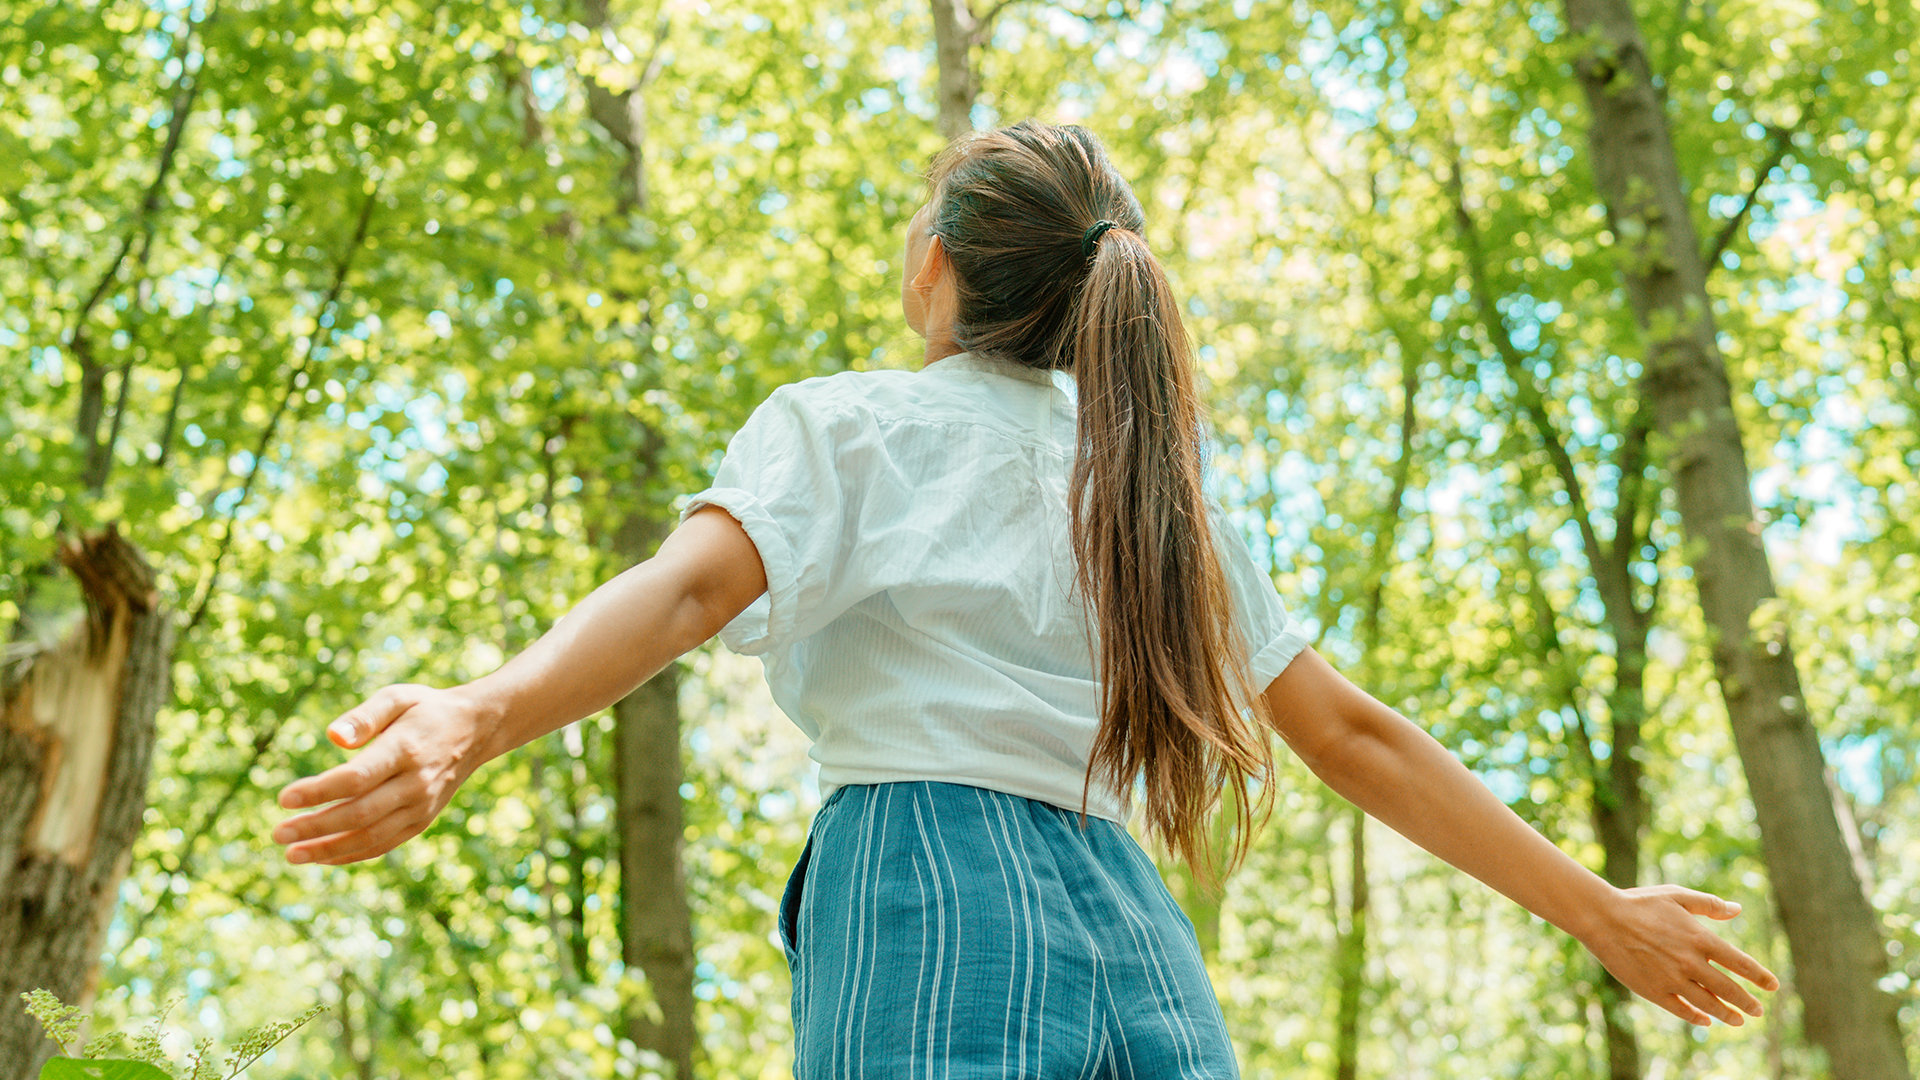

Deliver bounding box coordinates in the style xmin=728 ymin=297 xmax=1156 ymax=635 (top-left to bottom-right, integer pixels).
xmin=911 ymin=232 xmax=947 ymax=294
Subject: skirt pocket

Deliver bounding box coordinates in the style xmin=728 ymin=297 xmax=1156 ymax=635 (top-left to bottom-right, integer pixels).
xmin=777 ymin=831 xmax=815 ymax=966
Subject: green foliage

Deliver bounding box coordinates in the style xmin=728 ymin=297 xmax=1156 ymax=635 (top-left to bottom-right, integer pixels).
xmin=39 ymin=1061 xmax=173 ymax=1080
xmin=22 ymin=990 xmax=322 ymax=1079
xmin=4 ymin=0 xmax=1915 ymax=1075
xmin=21 ymin=991 xmax=85 ymax=1056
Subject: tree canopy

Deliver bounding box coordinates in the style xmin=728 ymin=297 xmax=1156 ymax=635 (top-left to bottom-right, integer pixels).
xmin=2 ymin=0 xmax=1914 ymax=1076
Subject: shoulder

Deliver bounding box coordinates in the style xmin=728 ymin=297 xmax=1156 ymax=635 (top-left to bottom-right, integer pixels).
xmin=761 ymin=366 xmax=1013 ymax=436
xmin=747 ymin=359 xmax=1070 ymax=457
xmin=762 ymin=368 xmax=925 ymax=423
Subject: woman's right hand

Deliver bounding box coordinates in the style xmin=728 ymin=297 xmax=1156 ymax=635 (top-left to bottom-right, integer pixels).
xmin=1578 ymin=884 xmax=1780 ymax=1026
xmin=271 ymin=683 xmax=499 ymax=866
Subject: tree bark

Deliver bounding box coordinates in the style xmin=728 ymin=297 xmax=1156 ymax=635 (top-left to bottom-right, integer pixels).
xmin=581 ymin=0 xmax=668 ymax=217
xmin=572 ymin=5 xmax=697 ymax=1073
xmin=600 ymin=441 xmax=695 ymax=1080
xmin=0 ymin=527 xmax=172 ymax=1080
xmin=929 ymin=0 xmax=1016 ymax=139
xmin=1332 ymin=803 xmax=1367 ymax=1080
xmin=929 ymin=0 xmax=979 ymax=139
xmin=1561 ymin=0 xmax=1910 ymax=1074
xmin=1450 ymin=168 xmax=1650 ymax=1080
xmin=613 ymin=649 xmax=695 ymax=1080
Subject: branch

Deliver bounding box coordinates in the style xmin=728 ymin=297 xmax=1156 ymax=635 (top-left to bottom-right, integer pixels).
xmin=84 ymin=231 xmax=160 ymax=491
xmin=68 ymin=9 xmax=212 ymax=463
xmin=184 ymin=182 xmax=379 ymax=632
xmin=1518 ymin=536 xmax=1605 ymax=789
xmin=156 ymin=252 xmax=235 ymax=469
xmin=1609 ymin=405 xmax=1656 ymax=617
xmin=1298 ymin=131 xmax=1370 ymax=217
xmin=1445 ymin=159 xmax=1608 ymax=581
xmin=120 ymin=680 xmax=313 ymax=947
xmin=68 ymin=68 xmax=198 ymax=334
xmin=969 ymin=0 xmax=1020 ymax=46
xmin=640 ymin=13 xmax=673 ymax=88
xmin=1361 ymin=324 xmax=1422 ymax=669
xmin=1702 ymin=125 xmax=1793 ymax=272
xmin=1051 ymin=0 xmax=1138 ymax=25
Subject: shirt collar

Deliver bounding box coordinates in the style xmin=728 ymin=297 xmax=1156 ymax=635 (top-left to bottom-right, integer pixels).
xmin=930 ymin=351 xmax=1060 ymax=386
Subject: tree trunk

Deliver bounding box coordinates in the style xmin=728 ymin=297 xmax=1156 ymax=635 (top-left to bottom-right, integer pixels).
xmin=1332 ymin=803 xmax=1367 ymax=1080
xmin=1592 ymin=635 xmax=1646 ymax=1080
xmin=1329 ymin=327 xmax=1417 ymax=1080
xmin=593 ymin=459 xmax=696 ymax=1079
xmin=581 ymin=0 xmax=666 ymax=217
xmin=1451 ymin=162 xmax=1653 ymax=1080
xmin=929 ymin=0 xmax=979 ymax=138
xmin=600 ymin=445 xmax=694 ymax=1080
xmin=613 ymin=654 xmax=695 ymax=1080
xmin=0 ymin=527 xmax=172 ymax=1080
xmin=1561 ymin=0 xmax=1910 ymax=1073
xmin=573 ymin=4 xmax=696 ymax=1069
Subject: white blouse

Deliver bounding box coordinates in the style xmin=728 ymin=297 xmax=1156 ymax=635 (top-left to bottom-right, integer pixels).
xmin=682 ymin=351 xmax=1312 ymax=822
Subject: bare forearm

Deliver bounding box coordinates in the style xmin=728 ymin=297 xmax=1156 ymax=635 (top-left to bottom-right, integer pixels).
xmin=1264 ymin=648 xmax=1777 ymax=1028
xmin=1267 ymin=650 xmax=1613 ymax=944
xmin=456 ymin=557 xmax=730 ymax=763
xmin=456 ymin=505 xmax=768 ymax=765
xmin=274 ymin=506 xmax=766 ymax=869
xmin=1306 ymin=700 xmax=1610 ymax=940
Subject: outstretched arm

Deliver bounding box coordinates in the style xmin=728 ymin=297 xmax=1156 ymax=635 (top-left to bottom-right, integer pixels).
xmin=273 ymin=505 xmax=767 ymax=866
xmin=1262 ymin=646 xmax=1779 ymax=1027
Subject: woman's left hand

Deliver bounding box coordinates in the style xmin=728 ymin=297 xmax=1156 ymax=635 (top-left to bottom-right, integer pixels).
xmin=1579 ymin=884 xmax=1780 ymax=1027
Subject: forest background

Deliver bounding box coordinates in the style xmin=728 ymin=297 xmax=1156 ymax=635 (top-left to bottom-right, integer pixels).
xmin=1 ymin=0 xmax=1916 ymax=1077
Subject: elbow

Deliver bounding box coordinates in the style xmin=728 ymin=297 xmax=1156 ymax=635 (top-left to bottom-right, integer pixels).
xmin=1281 ymin=714 xmax=1390 ymax=791
xmin=1263 ymin=676 xmax=1404 ymax=794
xmin=1260 ymin=649 xmax=1433 ymax=805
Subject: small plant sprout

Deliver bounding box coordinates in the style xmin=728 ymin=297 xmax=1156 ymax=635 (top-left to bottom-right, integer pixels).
xmin=20 ymin=989 xmax=326 ymax=1080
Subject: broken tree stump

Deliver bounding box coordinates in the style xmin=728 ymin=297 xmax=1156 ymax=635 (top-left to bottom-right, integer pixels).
xmin=0 ymin=527 xmax=173 ymax=1079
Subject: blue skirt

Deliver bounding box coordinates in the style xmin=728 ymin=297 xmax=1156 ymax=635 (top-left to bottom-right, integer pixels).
xmin=779 ymin=781 xmax=1240 ymax=1079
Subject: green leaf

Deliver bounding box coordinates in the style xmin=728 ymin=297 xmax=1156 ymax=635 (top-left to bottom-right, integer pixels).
xmin=40 ymin=1060 xmax=175 ymax=1080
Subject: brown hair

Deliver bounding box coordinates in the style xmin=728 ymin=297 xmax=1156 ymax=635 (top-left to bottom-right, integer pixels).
xmin=926 ymin=121 xmax=1273 ymax=879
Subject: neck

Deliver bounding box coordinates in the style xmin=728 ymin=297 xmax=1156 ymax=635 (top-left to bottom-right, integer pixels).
xmin=922 ymin=338 xmax=964 ymax=368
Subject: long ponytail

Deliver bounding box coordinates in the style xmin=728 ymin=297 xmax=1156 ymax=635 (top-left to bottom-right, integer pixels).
xmin=928 ymin=122 xmax=1273 ymax=878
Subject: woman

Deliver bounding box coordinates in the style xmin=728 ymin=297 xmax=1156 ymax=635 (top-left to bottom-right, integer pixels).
xmin=273 ymin=121 xmax=1776 ymax=1077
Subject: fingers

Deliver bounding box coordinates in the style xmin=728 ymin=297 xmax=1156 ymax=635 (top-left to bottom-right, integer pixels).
xmin=1645 ymin=967 xmax=1752 ymax=1028
xmin=1657 ymin=990 xmax=1716 ymax=1027
xmin=271 ymin=682 xmax=465 ymax=866
xmin=1670 ymin=886 xmax=1743 ymax=922
xmin=328 ymin=684 xmax=427 ymax=749
xmin=278 ymin=687 xmax=426 ymax=813
xmin=289 ymin=811 xmax=421 ymax=866
xmin=274 ymin=769 xmax=417 ymax=846
xmin=277 ymin=739 xmax=407 ymax=815
xmin=1694 ymin=961 xmax=1764 ymax=1019
xmin=1713 ymin=939 xmax=1781 ymax=992
xmin=278 ymin=774 xmax=425 ymax=864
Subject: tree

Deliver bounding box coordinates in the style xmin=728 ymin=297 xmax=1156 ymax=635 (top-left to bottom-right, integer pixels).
xmin=0 ymin=529 xmax=172 ymax=1080
xmin=928 ymin=0 xmax=1017 ymax=138
xmin=1561 ymin=0 xmax=1910 ymax=1073
xmin=567 ymin=2 xmax=698 ymax=1072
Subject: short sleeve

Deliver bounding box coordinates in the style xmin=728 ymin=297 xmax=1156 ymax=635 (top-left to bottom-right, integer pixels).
xmin=681 ymin=385 xmax=863 ymax=656
xmin=1210 ymin=503 xmax=1313 ymax=689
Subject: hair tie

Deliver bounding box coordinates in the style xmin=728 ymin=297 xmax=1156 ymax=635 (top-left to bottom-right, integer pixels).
xmin=1081 ymin=220 xmax=1118 ymax=257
